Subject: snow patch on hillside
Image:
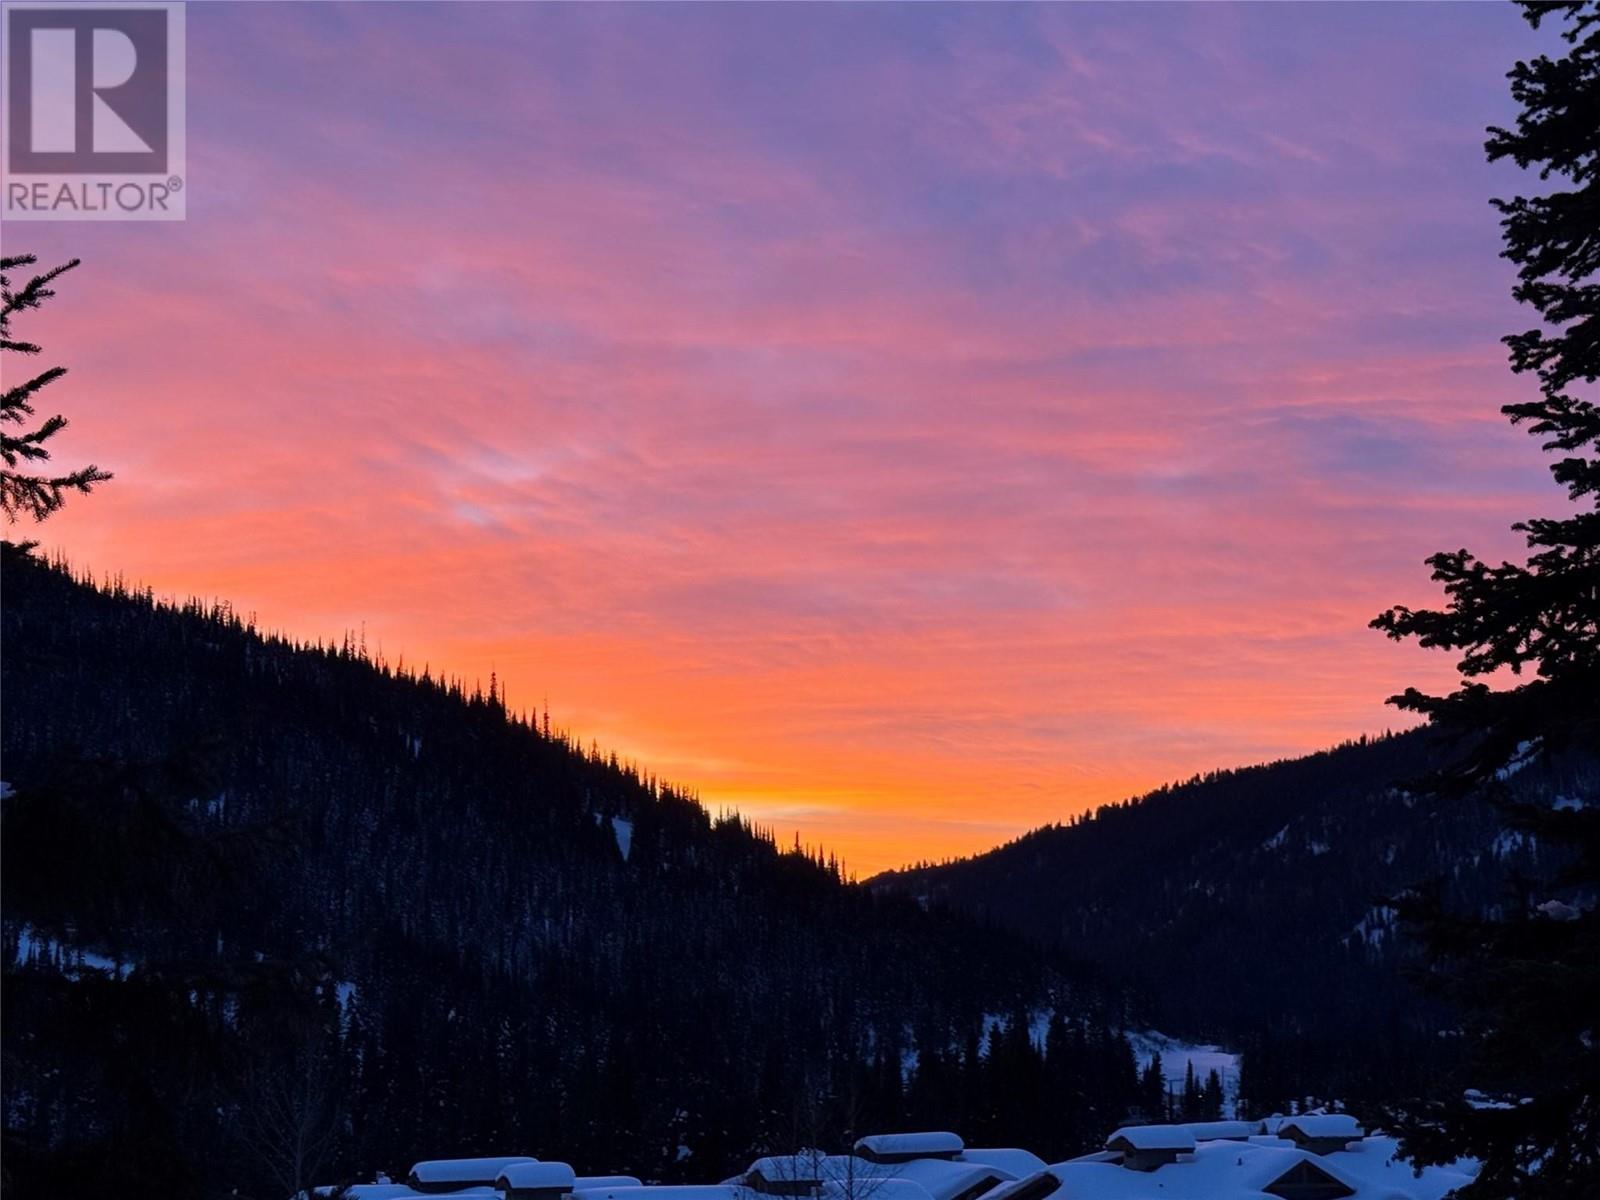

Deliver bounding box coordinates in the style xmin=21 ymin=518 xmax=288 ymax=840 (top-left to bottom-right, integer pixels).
xmin=611 ymin=817 xmax=634 ymax=861
xmin=12 ymin=925 xmax=134 ymax=979
xmin=1491 ymin=829 xmax=1531 ymax=858
xmin=979 ymin=1010 xmax=1053 ymax=1049
xmin=1346 ymin=905 xmax=1398 ymax=950
xmin=1494 ymin=739 xmax=1540 ymax=780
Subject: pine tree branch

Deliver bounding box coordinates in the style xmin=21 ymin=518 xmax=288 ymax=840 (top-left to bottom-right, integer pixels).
xmin=0 ymin=255 xmax=109 ymax=523
xmin=2 ymin=366 xmax=68 ymax=419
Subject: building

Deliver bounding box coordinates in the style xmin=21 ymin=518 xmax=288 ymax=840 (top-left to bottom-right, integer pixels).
xmin=499 ymin=1163 xmax=579 ymax=1200
xmin=738 ymin=1133 xmax=1029 ymax=1200
xmin=319 ymin=1115 xmax=1474 ymax=1200
xmin=980 ymin=1119 xmax=1474 ymax=1200
xmin=1102 ymin=1126 xmax=1195 ymax=1172
xmin=409 ymin=1157 xmax=538 ymax=1194
xmin=1275 ymin=1116 xmax=1364 ymax=1157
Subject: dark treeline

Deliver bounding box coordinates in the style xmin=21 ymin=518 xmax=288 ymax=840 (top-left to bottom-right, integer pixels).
xmin=1 ymin=545 xmax=1145 ymax=1196
xmin=875 ymin=729 xmax=1592 ymax=1108
xmin=1135 ymin=1052 xmax=1225 ymax=1127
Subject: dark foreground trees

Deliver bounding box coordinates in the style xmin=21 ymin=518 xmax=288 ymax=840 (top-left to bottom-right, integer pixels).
xmin=1371 ymin=3 xmax=1599 ymax=1195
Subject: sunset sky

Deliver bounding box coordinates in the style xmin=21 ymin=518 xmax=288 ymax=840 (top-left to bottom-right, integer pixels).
xmin=16 ymin=2 xmax=1563 ymax=875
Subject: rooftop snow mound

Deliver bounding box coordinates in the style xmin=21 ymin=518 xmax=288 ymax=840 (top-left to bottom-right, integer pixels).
xmin=1106 ymin=1125 xmax=1197 ymax=1152
xmin=1044 ymin=1141 xmax=1361 ymax=1198
xmin=1034 ymin=1133 xmax=1473 ymax=1199
xmin=745 ymin=1155 xmax=825 ymax=1187
xmin=410 ymin=1156 xmax=537 ymax=1190
xmin=823 ymin=1181 xmax=934 ymax=1200
xmin=1279 ymin=1114 xmax=1363 ymax=1140
xmin=572 ymin=1189 xmax=751 ymax=1200
xmin=877 ymin=1159 xmax=1006 ymax=1200
xmin=742 ymin=1151 xmax=1009 ymax=1200
xmin=499 ymin=1162 xmax=579 ymax=1190
xmin=856 ymin=1132 xmax=965 ymax=1163
xmin=958 ymin=1149 xmax=1047 ymax=1176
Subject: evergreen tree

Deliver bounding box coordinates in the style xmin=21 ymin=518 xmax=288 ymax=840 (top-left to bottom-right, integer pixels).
xmin=1203 ymin=1068 xmax=1224 ymax=1121
xmin=1181 ymin=1060 xmax=1200 ymax=1121
xmin=1371 ymin=4 xmax=1599 ymax=1195
xmin=1235 ymin=1046 xmax=1256 ymax=1121
xmin=1 ymin=256 xmax=111 ymax=525
xmin=1138 ymin=1052 xmax=1166 ymax=1122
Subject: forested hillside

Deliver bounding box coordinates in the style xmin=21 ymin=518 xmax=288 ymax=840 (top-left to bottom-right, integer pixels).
xmin=0 ymin=545 xmax=1141 ymax=1196
xmin=872 ymin=732 xmax=1591 ymax=1102
xmin=4 ymin=544 xmax=1586 ymax=1195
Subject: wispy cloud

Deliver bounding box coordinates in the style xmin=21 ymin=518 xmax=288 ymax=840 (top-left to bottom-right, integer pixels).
xmin=19 ymin=1 xmax=1557 ymax=874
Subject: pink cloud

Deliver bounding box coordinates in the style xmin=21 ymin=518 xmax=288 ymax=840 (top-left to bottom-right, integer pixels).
xmin=10 ymin=1 xmax=1556 ymax=874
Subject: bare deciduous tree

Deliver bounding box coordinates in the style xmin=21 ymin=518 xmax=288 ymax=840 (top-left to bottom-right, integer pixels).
xmin=235 ymin=1037 xmax=344 ymax=1198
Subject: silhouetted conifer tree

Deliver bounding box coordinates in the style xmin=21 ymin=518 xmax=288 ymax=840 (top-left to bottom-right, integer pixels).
xmin=1 ymin=256 xmax=111 ymax=525
xmin=1203 ymin=1068 xmax=1224 ymax=1120
xmin=1138 ymin=1052 xmax=1166 ymax=1122
xmin=1371 ymin=4 xmax=1599 ymax=1195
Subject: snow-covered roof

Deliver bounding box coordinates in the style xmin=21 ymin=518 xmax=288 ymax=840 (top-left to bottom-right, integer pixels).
xmin=970 ymin=1169 xmax=1054 ymax=1200
xmin=1105 ymin=1125 xmax=1197 ymax=1153
xmin=742 ymin=1152 xmax=1006 ymax=1200
xmin=1034 ymin=1135 xmax=1475 ymax=1200
xmin=856 ymin=1132 xmax=965 ymax=1162
xmin=572 ymin=1187 xmax=751 ymax=1200
xmin=822 ymin=1179 xmax=935 ymax=1200
xmin=350 ymin=1129 xmax=1475 ymax=1200
xmin=1318 ymin=1135 xmax=1476 ymax=1200
xmin=1183 ymin=1121 xmax=1259 ymax=1142
xmin=886 ymin=1157 xmax=1008 ymax=1200
xmin=959 ymin=1149 xmax=1047 ymax=1177
xmin=1047 ymin=1140 xmax=1355 ymax=1199
xmin=336 ymin=1187 xmax=421 ymax=1200
xmin=499 ymin=1162 xmax=579 ymax=1190
xmin=747 ymin=1154 xmax=825 ymax=1181
xmin=410 ymin=1156 xmax=537 ymax=1186
xmin=1278 ymin=1114 xmax=1363 ymax=1141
